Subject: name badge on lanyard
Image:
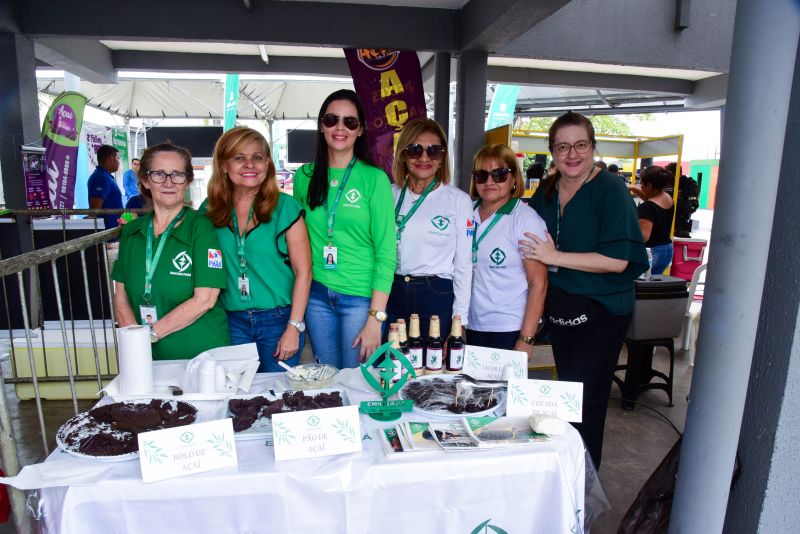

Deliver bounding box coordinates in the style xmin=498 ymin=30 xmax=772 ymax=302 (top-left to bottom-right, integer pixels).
xmin=139 ymin=306 xmax=158 ymax=326
xmin=232 ymin=205 xmax=254 ymax=302
xmin=323 ymin=157 xmax=357 ymax=271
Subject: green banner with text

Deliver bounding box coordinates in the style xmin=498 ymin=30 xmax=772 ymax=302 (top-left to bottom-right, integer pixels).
xmin=224 ymin=74 xmax=240 ymax=131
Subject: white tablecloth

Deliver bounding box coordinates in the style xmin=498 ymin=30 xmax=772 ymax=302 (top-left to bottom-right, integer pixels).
xmin=38 ymin=369 xmax=586 ymax=534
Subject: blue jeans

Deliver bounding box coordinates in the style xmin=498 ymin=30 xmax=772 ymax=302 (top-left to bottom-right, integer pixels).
xmin=387 ymin=275 xmax=455 ymax=343
xmin=306 ymin=280 xmax=371 ymax=369
xmin=650 ymin=243 xmax=674 ymax=276
xmin=227 ymin=306 xmax=304 ymax=373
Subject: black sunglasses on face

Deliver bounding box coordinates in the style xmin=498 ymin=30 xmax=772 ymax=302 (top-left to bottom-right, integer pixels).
xmin=404 ymin=143 xmax=446 ymax=161
xmin=472 ymin=167 xmax=512 ymax=184
xmin=321 ymin=113 xmax=360 ymax=131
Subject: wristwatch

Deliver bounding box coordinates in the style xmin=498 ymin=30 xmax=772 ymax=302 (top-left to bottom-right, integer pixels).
xmin=288 ymin=319 xmax=306 ymax=333
xmin=518 ymin=334 xmax=535 ymax=345
xmin=369 ymin=309 xmax=388 ymax=322
xmin=150 ymin=329 xmax=160 ymax=344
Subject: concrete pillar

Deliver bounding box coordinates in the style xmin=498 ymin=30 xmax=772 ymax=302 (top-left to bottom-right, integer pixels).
xmin=454 ymin=50 xmax=487 ymax=191
xmin=434 ymin=52 xmax=451 ymax=142
xmin=669 ymin=1 xmax=800 ymax=532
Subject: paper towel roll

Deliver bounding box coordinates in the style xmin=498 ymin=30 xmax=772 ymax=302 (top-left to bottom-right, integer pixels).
xmin=118 ymin=325 xmax=154 ymax=395
xmin=215 ymin=364 xmax=226 ymax=392
xmin=198 ymin=360 xmax=217 ymax=393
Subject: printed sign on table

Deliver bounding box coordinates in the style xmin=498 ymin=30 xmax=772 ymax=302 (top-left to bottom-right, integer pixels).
xmin=462 ymin=345 xmax=527 ymax=380
xmin=272 ymin=405 xmax=362 ymax=461
xmin=505 ymin=378 xmax=584 ymax=422
xmin=138 ymin=419 xmax=238 ymax=483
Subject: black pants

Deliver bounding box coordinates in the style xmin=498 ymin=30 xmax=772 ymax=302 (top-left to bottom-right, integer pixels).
xmin=387 ymin=275 xmax=455 ymax=340
xmin=464 ymin=329 xmax=519 ymax=351
xmin=547 ymin=292 xmax=632 ymax=469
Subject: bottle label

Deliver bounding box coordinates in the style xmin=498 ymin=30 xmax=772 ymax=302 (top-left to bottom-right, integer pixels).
xmin=448 ymin=348 xmax=464 ymax=370
xmin=409 ymin=348 xmax=424 ymax=369
xmin=426 ymin=348 xmax=443 ymax=371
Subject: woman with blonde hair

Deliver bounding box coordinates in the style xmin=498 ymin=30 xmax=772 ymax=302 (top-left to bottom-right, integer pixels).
xmin=388 ymin=118 xmax=473 ymax=342
xmin=203 ymin=127 xmax=312 ymax=372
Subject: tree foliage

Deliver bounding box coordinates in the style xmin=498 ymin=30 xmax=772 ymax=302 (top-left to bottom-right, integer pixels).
xmin=516 ymin=114 xmax=653 ymax=136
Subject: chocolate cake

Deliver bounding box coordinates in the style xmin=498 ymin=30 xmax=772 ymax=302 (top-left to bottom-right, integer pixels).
xmin=57 ymin=400 xmax=197 ymax=457
xmin=228 ymin=391 xmax=344 ymax=432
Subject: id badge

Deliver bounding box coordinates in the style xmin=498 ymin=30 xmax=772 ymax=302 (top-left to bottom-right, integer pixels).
xmin=139 ymin=305 xmax=158 ymax=326
xmin=323 ymin=246 xmax=338 ymax=270
xmin=238 ymin=275 xmax=251 ymax=302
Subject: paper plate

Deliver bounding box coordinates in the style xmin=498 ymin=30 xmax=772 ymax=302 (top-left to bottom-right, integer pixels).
xmin=398 ymin=374 xmax=506 ymax=420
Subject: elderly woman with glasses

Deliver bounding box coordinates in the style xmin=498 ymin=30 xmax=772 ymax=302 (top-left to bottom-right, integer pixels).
xmin=112 ymin=143 xmax=231 ymax=360
xmin=293 ymin=89 xmax=396 ymax=369
xmin=521 ymin=111 xmax=648 ymax=468
xmin=387 ymin=118 xmax=473 ymax=350
xmin=466 ymin=144 xmax=548 ymax=357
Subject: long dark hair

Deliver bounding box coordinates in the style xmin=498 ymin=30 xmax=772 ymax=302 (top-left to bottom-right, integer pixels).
xmin=305 ymin=89 xmax=372 ymax=210
xmin=542 ymin=111 xmax=597 ymax=202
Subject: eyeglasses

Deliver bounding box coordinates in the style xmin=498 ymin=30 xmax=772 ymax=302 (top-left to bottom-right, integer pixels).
xmin=321 ymin=113 xmax=360 ymax=131
xmin=472 ymin=168 xmax=512 ymax=184
xmin=553 ymin=140 xmax=593 ymax=156
xmin=404 ymin=143 xmax=446 ymax=161
xmin=147 ymin=170 xmax=189 ymax=184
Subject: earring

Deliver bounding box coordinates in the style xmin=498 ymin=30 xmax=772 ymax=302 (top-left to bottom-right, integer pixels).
xmin=512 ymin=184 xmax=517 ymax=192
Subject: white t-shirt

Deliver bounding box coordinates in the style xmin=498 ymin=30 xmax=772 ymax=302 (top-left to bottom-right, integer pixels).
xmin=393 ymin=182 xmax=474 ymax=323
xmin=468 ymin=199 xmax=548 ymax=332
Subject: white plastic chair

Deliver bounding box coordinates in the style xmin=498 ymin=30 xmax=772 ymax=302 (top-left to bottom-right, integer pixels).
xmin=681 ymin=264 xmax=707 ymax=365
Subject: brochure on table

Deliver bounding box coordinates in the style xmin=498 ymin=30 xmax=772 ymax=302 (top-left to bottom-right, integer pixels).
xmin=506 ymin=378 xmax=584 ymax=422
xmin=272 ymin=405 xmax=362 ymax=461
xmin=138 ymin=419 xmax=238 ymax=483
xmin=462 ymin=345 xmax=527 ymax=380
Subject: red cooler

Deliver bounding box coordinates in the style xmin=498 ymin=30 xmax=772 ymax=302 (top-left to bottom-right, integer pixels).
xmin=671 ymin=238 xmax=707 ymax=281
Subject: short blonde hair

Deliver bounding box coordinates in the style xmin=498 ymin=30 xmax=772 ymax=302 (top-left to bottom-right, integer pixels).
xmin=391 ymin=118 xmax=451 ymax=187
xmin=469 ymin=144 xmax=524 ymax=199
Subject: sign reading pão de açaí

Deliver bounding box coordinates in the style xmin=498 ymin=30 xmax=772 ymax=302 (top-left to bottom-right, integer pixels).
xmin=462 ymin=345 xmax=527 ymax=380
xmin=272 ymin=405 xmax=362 ymax=461
xmin=505 ymin=378 xmax=584 ymax=422
xmin=138 ymin=419 xmax=237 ymax=483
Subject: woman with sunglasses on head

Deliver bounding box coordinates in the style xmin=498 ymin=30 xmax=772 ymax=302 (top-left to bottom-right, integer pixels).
xmin=293 ymin=89 xmax=396 ymax=369
xmin=112 ymin=143 xmax=231 ymax=360
xmin=202 ymin=127 xmax=312 ymax=373
xmin=521 ymin=111 xmax=648 ymax=468
xmin=388 ymin=118 xmax=473 ymax=342
xmin=467 ymin=144 xmax=548 ymax=358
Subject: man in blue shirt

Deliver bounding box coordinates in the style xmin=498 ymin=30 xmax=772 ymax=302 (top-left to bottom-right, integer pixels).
xmin=122 ymin=158 xmax=140 ymax=201
xmin=87 ymin=145 xmax=123 ymax=229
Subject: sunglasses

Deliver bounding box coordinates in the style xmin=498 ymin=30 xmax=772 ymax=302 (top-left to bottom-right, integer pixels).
xmin=404 ymin=143 xmax=446 ymax=161
xmin=321 ymin=113 xmax=360 ymax=131
xmin=472 ymin=167 xmax=512 ymax=184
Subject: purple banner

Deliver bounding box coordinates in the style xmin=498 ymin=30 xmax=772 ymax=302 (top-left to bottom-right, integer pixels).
xmin=21 ymin=146 xmax=49 ymax=209
xmin=344 ymin=49 xmax=427 ymax=179
xmin=41 ymin=92 xmax=87 ymax=209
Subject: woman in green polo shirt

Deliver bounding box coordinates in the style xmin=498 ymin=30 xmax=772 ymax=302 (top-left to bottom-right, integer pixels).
xmin=293 ymin=89 xmax=396 ymax=369
xmin=204 ymin=127 xmax=312 ymax=373
xmin=112 ymin=143 xmax=231 ymax=360
xmin=522 ymin=112 xmax=649 ymax=468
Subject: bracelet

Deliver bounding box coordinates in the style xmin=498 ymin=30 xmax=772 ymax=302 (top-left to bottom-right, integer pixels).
xmin=518 ymin=334 xmax=535 ymax=345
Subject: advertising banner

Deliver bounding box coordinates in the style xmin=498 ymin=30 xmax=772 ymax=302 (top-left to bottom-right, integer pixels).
xmin=224 ymin=74 xmax=240 ymax=132
xmin=21 ymin=145 xmax=49 ymax=209
xmin=41 ymin=91 xmax=87 ymax=209
xmin=112 ymin=128 xmax=129 ymax=170
xmin=344 ymin=49 xmax=427 ymax=179
xmin=486 ymin=84 xmax=520 ymax=130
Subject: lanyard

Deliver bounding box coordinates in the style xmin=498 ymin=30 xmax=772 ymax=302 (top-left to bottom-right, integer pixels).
xmin=231 ymin=203 xmax=254 ymax=275
xmin=394 ymin=179 xmax=436 ymax=239
xmin=554 ymin=168 xmax=594 ymax=248
xmin=144 ymin=207 xmax=186 ymax=305
xmin=323 ymin=157 xmax=357 ymax=246
xmin=471 ymin=198 xmax=517 ymax=263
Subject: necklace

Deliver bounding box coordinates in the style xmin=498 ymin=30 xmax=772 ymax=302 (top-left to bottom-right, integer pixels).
xmin=478 ymin=204 xmax=500 ymax=217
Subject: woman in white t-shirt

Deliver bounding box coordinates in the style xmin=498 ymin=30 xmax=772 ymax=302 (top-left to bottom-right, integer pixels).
xmin=467 ymin=144 xmax=548 ymax=357
xmin=388 ymin=118 xmax=473 ymax=341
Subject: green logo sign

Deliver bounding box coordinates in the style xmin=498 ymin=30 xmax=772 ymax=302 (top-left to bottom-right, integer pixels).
xmin=179 ymin=431 xmax=194 ymax=444
xmin=490 ymin=247 xmax=506 ymax=265
xmin=307 ymin=415 xmax=320 ymax=427
xmin=539 ymin=384 xmax=551 ymax=395
xmin=470 ymin=518 xmax=509 ymax=534
xmin=345 ymin=188 xmax=361 ymax=203
xmin=490 ymin=352 xmax=500 ymax=361
xmin=431 ymin=215 xmax=450 ymax=230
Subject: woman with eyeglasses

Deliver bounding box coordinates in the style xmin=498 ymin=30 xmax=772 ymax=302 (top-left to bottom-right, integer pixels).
xmin=202 ymin=127 xmax=312 ymax=372
xmin=388 ymin=118 xmax=472 ymax=342
xmin=112 ymin=143 xmax=231 ymax=360
xmin=293 ymin=89 xmax=396 ymax=369
xmin=522 ymin=111 xmax=648 ymax=468
xmin=467 ymin=144 xmax=548 ymax=356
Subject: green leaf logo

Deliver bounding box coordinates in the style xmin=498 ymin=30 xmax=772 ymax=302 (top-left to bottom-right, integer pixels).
xmin=539 ymin=384 xmax=551 ymax=395
xmin=490 ymin=247 xmax=506 ymax=265
xmin=470 ymin=518 xmax=509 ymax=534
xmin=179 ymin=431 xmax=195 ymax=444
xmin=345 ymin=188 xmax=361 ymax=203
xmin=307 ymin=415 xmax=321 ymax=427
xmin=431 ymin=215 xmax=450 ymax=230
xmin=490 ymin=352 xmax=500 ymax=361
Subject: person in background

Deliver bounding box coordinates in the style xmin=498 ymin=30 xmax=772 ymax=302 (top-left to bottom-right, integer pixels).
xmin=608 ymin=163 xmax=628 ymax=184
xmin=389 ymin=118 xmax=472 ymax=341
xmin=665 ymin=162 xmax=699 ymax=238
xmin=88 ymin=144 xmax=124 ymax=229
xmin=467 ymin=144 xmax=548 ymax=358
xmin=522 ymin=111 xmax=648 ymax=468
xmin=125 ymin=194 xmax=147 ymax=210
xmin=547 ymin=160 xmax=557 ymax=178
xmin=203 ymin=127 xmax=312 ymax=372
xmin=628 ymin=165 xmax=675 ymax=275
xmin=123 ymin=158 xmax=141 ymax=202
xmin=113 ymin=143 xmax=230 ymax=360
xmin=594 ymin=160 xmax=607 ymax=171
xmin=293 ymin=89 xmax=396 ymax=369
xmin=524 ymin=162 xmax=545 ymax=207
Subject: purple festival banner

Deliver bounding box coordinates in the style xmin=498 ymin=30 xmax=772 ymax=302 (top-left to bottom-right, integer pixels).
xmin=344 ymin=49 xmax=427 ymax=179
xmin=41 ymin=92 xmax=87 ymax=209
xmin=21 ymin=146 xmax=49 ymax=209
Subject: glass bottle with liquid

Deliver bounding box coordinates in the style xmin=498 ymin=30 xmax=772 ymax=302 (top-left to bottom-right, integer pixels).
xmin=445 ymin=315 xmax=465 ymax=373
xmin=425 ymin=315 xmax=444 ymax=374
xmin=407 ymin=314 xmax=424 ymax=374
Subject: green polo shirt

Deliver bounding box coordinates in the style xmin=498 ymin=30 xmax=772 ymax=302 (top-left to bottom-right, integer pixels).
xmin=530 ymin=170 xmax=649 ymax=315
xmin=199 ymin=194 xmax=304 ymax=312
xmin=293 ymin=160 xmax=396 ymax=297
xmin=112 ymin=209 xmax=231 ymax=360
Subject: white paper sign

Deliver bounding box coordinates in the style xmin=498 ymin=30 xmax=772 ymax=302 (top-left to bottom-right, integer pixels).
xmin=272 ymin=405 xmax=362 ymax=461
xmin=138 ymin=419 xmax=238 ymax=483
xmin=462 ymin=345 xmax=527 ymax=380
xmin=505 ymin=378 xmax=584 ymax=422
